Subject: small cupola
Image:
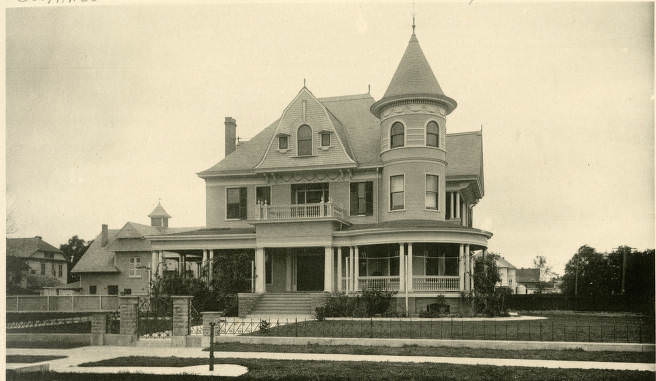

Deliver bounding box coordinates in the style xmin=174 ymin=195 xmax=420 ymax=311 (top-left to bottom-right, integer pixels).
xmin=148 ymin=201 xmax=171 ymax=228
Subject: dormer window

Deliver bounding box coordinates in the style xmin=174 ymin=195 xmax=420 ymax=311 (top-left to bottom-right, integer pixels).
xmin=278 ymin=135 xmax=288 ymax=150
xmin=390 ymin=122 xmax=404 ymax=148
xmin=320 ymin=132 xmax=331 ymax=147
xmin=426 ymin=121 xmax=439 ymax=147
xmin=297 ymin=124 xmax=312 ymax=156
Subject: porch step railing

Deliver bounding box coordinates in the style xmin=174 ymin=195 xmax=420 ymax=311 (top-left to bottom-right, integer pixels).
xmin=253 ymin=201 xmax=345 ymax=221
xmin=413 ymin=276 xmax=460 ymax=291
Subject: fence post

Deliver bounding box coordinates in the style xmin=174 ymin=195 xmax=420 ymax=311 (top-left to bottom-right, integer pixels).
xmin=209 ymin=322 xmax=215 ymax=371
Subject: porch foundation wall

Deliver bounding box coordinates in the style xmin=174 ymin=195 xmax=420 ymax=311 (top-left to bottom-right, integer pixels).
xmin=392 ymin=295 xmax=471 ymax=316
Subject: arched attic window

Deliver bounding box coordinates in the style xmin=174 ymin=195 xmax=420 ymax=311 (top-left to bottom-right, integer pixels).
xmin=390 ymin=122 xmax=405 ymax=149
xmin=297 ymin=124 xmax=313 ymax=156
xmin=426 ymin=121 xmax=439 ymax=147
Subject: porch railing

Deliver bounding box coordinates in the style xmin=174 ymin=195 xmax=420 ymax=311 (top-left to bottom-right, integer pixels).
xmin=252 ymin=201 xmax=345 ymax=221
xmin=358 ymin=276 xmax=400 ymax=292
xmin=413 ymin=276 xmax=460 ymax=291
xmin=6 ymin=295 xmax=120 ymax=312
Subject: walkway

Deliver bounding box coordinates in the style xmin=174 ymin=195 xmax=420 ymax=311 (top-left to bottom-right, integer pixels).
xmin=7 ymin=345 xmax=656 ymax=375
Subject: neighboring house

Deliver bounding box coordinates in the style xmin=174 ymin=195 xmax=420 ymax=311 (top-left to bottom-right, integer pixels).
xmin=74 ymin=27 xmax=493 ymax=314
xmin=6 ymin=236 xmax=67 ymax=290
xmin=41 ymin=281 xmax=83 ymax=296
xmin=496 ymin=257 xmax=517 ymax=292
xmin=70 ymin=203 xmax=198 ymax=296
xmin=516 ymin=268 xmax=541 ymax=294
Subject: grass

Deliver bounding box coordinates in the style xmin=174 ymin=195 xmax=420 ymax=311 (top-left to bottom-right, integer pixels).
xmin=6 ymin=355 xmax=67 ymax=363
xmin=246 ymin=312 xmax=654 ymax=343
xmin=10 ymin=356 xmax=640 ymax=380
xmin=203 ymin=342 xmax=655 ymax=363
xmin=6 ymin=342 xmax=88 ymax=349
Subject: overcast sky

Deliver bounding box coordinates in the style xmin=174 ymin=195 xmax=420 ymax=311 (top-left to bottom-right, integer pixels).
xmin=5 ymin=2 xmax=654 ymax=273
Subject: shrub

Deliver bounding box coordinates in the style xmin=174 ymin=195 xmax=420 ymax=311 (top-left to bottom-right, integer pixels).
xmin=315 ymin=289 xmax=397 ymax=318
xmin=258 ymin=320 xmax=271 ymax=335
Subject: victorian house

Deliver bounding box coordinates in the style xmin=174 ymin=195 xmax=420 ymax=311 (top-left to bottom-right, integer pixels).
xmin=73 ymin=28 xmax=491 ymax=315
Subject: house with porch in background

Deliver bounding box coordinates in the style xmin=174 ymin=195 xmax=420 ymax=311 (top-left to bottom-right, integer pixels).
xmin=6 ymin=236 xmax=67 ymax=291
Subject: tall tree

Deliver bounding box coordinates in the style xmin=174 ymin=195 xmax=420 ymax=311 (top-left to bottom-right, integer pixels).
xmin=59 ymin=236 xmax=90 ymax=283
xmin=532 ymin=255 xmax=554 ymax=281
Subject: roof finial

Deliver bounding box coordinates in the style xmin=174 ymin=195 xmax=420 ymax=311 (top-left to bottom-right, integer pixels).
xmin=412 ymin=0 xmax=416 ymax=34
xmin=303 ymin=78 xmax=306 ymax=88
xmin=368 ymin=84 xmax=371 ymax=94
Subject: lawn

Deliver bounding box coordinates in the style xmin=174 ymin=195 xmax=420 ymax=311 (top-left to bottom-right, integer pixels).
xmin=6 ymin=355 xmax=67 ymax=363
xmin=245 ymin=312 xmax=654 ymax=343
xmin=7 ymin=356 xmax=646 ymax=380
xmin=204 ymin=342 xmax=656 ymax=363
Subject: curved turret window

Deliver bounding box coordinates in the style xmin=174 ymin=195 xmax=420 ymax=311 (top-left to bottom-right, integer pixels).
xmin=426 ymin=121 xmax=439 ymax=147
xmin=297 ymin=125 xmax=312 ymax=156
xmin=390 ymin=122 xmax=405 ymax=148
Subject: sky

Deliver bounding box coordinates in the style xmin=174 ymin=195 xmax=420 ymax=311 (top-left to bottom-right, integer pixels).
xmin=5 ymin=1 xmax=654 ymax=274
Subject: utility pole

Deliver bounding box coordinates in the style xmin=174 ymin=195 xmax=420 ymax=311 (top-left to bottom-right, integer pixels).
xmin=621 ymin=248 xmax=628 ymax=295
xmin=574 ymin=259 xmax=579 ymax=297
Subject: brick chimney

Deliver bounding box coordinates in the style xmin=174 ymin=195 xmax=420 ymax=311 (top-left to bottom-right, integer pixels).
xmin=225 ymin=116 xmax=237 ymax=156
xmin=101 ymin=224 xmax=108 ymax=247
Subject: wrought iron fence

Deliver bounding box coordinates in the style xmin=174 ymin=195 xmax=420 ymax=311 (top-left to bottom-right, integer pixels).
xmin=137 ymin=296 xmax=173 ymax=339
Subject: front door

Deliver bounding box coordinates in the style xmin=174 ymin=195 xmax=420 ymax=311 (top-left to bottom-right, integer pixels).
xmin=296 ymin=254 xmax=324 ymax=291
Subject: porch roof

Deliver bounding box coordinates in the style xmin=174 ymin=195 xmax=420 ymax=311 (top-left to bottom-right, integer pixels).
xmin=344 ymin=219 xmax=489 ymax=234
xmin=153 ymin=227 xmax=256 ymax=237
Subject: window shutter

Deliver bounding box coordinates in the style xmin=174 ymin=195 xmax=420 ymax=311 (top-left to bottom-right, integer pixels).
xmin=365 ymin=182 xmax=373 ymax=215
xmin=349 ymin=183 xmax=358 ymax=216
xmin=239 ymin=187 xmax=248 ymax=219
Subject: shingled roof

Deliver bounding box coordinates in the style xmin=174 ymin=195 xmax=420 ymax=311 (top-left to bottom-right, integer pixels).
xmin=148 ymin=202 xmax=171 ymax=218
xmin=71 ymin=230 xmax=120 ymax=273
xmin=6 ymin=237 xmax=62 ymax=258
xmin=517 ymin=268 xmax=541 ymax=284
xmin=198 ymin=93 xmax=483 ymax=181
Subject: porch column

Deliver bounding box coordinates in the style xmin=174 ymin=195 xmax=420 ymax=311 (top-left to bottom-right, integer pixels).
xmin=399 ymin=243 xmax=405 ymax=292
xmin=202 ymin=249 xmax=207 ymax=269
xmin=209 ymin=249 xmax=214 ymax=283
xmin=177 ymin=254 xmax=183 ymax=276
xmin=349 ymin=247 xmax=354 ymax=292
xmin=455 ymin=193 xmax=460 ymax=219
xmin=337 ymin=247 xmax=343 ymax=292
xmin=255 ymin=248 xmax=265 ymax=293
xmin=459 ymin=244 xmax=465 ymax=291
xmin=151 ymin=251 xmax=158 ymax=281
xmin=354 ymin=246 xmax=360 ymax=292
xmin=158 ymin=250 xmax=164 ymax=277
xmin=324 ymin=246 xmax=334 ymax=293
xmin=466 ymin=245 xmax=472 ymax=291
xmin=407 ymin=243 xmax=413 ymax=292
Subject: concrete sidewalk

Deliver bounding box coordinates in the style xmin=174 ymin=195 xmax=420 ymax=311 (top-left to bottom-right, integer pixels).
xmin=7 ymin=345 xmax=656 ymax=375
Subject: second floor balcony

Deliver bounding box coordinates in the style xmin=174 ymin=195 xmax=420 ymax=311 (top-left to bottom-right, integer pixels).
xmin=250 ymin=200 xmax=348 ymax=224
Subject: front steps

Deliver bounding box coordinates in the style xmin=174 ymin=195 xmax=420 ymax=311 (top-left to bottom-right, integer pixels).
xmin=247 ymin=292 xmax=328 ymax=318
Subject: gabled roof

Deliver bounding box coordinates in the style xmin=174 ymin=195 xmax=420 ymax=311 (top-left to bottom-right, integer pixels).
xmin=496 ymin=257 xmax=517 ymax=270
xmin=445 ymin=131 xmax=485 ymax=196
xmin=148 ymin=202 xmax=171 ymax=218
xmin=383 ymin=33 xmax=445 ymax=99
xmin=71 ymin=222 xmax=199 ymax=273
xmin=516 ymin=268 xmax=540 ymax=283
xmin=6 ymin=237 xmax=62 ymax=258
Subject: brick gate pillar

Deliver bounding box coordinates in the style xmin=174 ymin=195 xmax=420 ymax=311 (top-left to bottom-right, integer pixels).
xmin=119 ymin=296 xmax=140 ymax=336
xmin=90 ymin=312 xmax=107 ymax=345
xmin=172 ymin=295 xmax=193 ymax=336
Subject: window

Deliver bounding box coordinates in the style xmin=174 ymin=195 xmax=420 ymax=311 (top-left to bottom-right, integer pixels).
xmin=226 ymin=187 xmax=248 ymax=219
xmin=89 ymin=285 xmax=97 ymax=295
xmin=390 ymin=175 xmax=404 ymax=210
xmin=426 ymin=121 xmax=439 ymax=147
xmin=278 ymin=135 xmax=288 ymax=150
xmin=297 ymin=124 xmax=312 ymax=156
xmin=122 ymin=288 xmax=132 ymax=295
xmin=320 ymin=132 xmax=330 ymax=147
xmin=390 ymin=122 xmax=404 ymax=148
xmin=58 ymin=264 xmax=63 ymax=277
xmin=51 ymin=264 xmax=56 ymax=277
xmin=425 ymin=175 xmax=439 ymax=210
xmin=107 ymin=285 xmax=119 ymax=295
xmin=40 ymin=263 xmax=45 ymax=275
xmin=291 ymin=183 xmax=329 ymax=204
xmin=129 ymin=257 xmax=141 ymax=278
xmin=350 ymin=182 xmax=373 ymax=216
xmin=256 ymin=186 xmax=271 ymax=205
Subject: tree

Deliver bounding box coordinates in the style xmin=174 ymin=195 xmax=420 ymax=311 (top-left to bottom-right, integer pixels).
xmin=472 ymin=252 xmax=508 ymax=316
xmin=6 ymin=256 xmax=30 ymax=291
xmin=59 ymin=236 xmax=90 ymax=283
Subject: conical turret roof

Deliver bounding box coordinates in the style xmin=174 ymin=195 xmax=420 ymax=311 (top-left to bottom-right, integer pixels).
xmin=383 ymin=33 xmax=444 ymax=99
xmin=371 ymin=32 xmax=456 ymax=116
xmin=148 ymin=201 xmax=171 ymax=218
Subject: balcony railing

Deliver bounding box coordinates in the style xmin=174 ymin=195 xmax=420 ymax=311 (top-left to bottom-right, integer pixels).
xmin=6 ymin=295 xmax=120 ymax=312
xmin=252 ymin=201 xmax=345 ymax=221
xmin=358 ymin=276 xmax=400 ymax=291
xmin=413 ymin=276 xmax=460 ymax=291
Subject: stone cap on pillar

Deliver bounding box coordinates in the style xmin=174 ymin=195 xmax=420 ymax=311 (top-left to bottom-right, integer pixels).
xmin=171 ymin=295 xmax=195 ymax=300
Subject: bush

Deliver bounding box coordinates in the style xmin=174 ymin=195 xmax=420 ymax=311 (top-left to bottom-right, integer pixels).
xmin=315 ymin=289 xmax=396 ymax=318
xmin=473 ymin=287 xmax=512 ymax=317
